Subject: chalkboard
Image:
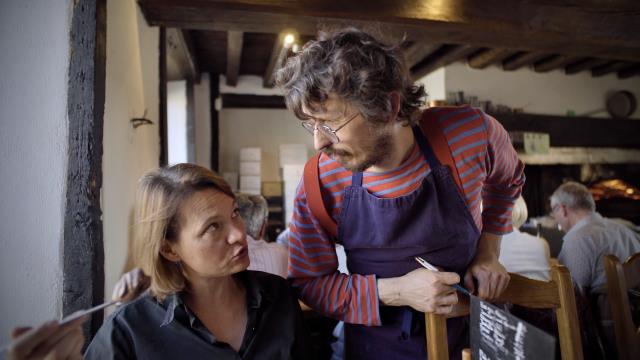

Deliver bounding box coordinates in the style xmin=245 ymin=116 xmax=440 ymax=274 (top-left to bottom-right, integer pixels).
xmin=470 ymin=296 xmax=556 ymax=360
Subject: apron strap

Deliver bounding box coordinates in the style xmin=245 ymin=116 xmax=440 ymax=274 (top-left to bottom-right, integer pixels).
xmin=418 ymin=109 xmax=466 ymax=198
xmin=303 ymin=152 xmax=338 ymax=238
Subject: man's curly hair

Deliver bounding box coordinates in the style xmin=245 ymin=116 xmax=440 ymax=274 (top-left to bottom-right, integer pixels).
xmin=275 ymin=27 xmax=426 ymax=126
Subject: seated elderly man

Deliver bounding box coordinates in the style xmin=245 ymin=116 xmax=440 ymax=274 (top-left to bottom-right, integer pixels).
xmin=235 ymin=193 xmax=288 ymax=279
xmin=551 ymin=181 xmax=640 ymax=351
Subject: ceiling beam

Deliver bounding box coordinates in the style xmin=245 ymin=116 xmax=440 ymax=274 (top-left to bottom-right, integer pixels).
xmin=564 ymin=58 xmax=609 ymax=75
xmin=411 ymin=44 xmax=478 ymax=79
xmin=138 ymin=0 xmax=640 ymax=62
xmin=533 ymin=55 xmax=579 ymax=73
xmin=166 ymin=28 xmax=200 ymax=82
xmin=403 ymin=42 xmax=440 ymax=69
xmin=618 ymin=64 xmax=640 ymax=79
xmin=467 ymin=48 xmax=512 ymax=69
xmin=502 ymin=51 xmax=548 ymax=71
xmin=226 ymin=31 xmax=243 ymax=86
xmin=591 ymin=61 xmax=633 ymax=77
xmin=263 ymin=32 xmax=289 ymax=88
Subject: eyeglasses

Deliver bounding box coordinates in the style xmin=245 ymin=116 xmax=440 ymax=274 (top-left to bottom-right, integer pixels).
xmin=301 ymin=112 xmax=359 ymax=144
xmin=551 ymin=204 xmax=561 ymax=213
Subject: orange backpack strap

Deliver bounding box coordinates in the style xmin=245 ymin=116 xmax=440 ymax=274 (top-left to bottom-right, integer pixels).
xmin=303 ymin=152 xmax=338 ymax=239
xmin=419 ymin=110 xmax=465 ymax=198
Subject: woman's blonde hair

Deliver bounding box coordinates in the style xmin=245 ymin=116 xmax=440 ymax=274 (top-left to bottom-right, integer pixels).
xmin=132 ymin=163 xmax=234 ymax=300
xmin=511 ymin=195 xmax=529 ymax=229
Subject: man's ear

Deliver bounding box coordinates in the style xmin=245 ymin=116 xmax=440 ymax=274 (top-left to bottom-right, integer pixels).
xmin=389 ymin=92 xmax=401 ymax=121
xmin=159 ymin=239 xmax=181 ymax=262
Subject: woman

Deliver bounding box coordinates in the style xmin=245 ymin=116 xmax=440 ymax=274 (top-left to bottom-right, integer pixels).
xmin=85 ymin=164 xmax=309 ymax=359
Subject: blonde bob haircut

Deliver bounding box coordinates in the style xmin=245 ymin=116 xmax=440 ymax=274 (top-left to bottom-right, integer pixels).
xmin=132 ymin=163 xmax=234 ymax=300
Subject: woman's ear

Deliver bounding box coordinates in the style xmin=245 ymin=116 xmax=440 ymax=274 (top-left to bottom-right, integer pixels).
xmin=159 ymin=239 xmax=181 ymax=262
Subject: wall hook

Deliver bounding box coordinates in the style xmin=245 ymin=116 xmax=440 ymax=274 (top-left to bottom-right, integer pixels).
xmin=131 ymin=109 xmax=154 ymax=129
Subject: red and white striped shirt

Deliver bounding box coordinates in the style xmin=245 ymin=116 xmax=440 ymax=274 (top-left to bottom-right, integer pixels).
xmin=288 ymin=106 xmax=525 ymax=326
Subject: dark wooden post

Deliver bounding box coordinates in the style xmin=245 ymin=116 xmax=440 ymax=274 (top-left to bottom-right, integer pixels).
xmin=159 ymin=27 xmax=168 ymax=166
xmin=63 ymin=0 xmax=107 ymax=341
xmin=210 ymin=74 xmax=220 ymax=171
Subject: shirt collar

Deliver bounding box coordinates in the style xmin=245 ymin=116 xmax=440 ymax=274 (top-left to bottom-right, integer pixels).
xmin=158 ymin=271 xmax=271 ymax=328
xmin=566 ymin=212 xmax=602 ymax=236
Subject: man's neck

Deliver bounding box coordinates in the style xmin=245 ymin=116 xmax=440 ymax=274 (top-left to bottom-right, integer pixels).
xmin=567 ymin=210 xmax=594 ymax=232
xmin=366 ymin=124 xmax=415 ymax=173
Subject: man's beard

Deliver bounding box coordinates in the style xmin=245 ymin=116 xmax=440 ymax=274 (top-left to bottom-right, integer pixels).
xmin=323 ymin=129 xmax=393 ymax=172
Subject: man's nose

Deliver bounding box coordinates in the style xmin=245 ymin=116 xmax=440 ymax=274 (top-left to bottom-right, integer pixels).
xmin=313 ymin=130 xmax=332 ymax=151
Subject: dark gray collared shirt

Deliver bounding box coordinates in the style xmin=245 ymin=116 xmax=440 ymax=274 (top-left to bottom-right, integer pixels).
xmin=85 ymin=271 xmax=310 ymax=359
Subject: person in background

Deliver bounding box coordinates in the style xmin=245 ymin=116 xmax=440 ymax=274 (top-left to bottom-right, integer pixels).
xmin=236 ymin=192 xmax=289 ymax=279
xmin=87 ymin=164 xmax=309 ymax=359
xmin=5 ymin=316 xmax=86 ymax=360
xmin=499 ymin=196 xmax=551 ymax=281
xmin=551 ymin=181 xmax=640 ymax=353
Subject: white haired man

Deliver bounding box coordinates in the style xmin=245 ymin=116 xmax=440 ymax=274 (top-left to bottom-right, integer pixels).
xmin=235 ymin=193 xmax=288 ymax=279
xmin=551 ymin=181 xmax=640 ymax=352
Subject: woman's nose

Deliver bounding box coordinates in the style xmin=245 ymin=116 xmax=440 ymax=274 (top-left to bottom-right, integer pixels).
xmin=228 ymin=221 xmax=246 ymax=244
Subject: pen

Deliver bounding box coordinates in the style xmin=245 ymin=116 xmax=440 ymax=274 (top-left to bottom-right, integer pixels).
xmin=414 ymin=256 xmax=471 ymax=296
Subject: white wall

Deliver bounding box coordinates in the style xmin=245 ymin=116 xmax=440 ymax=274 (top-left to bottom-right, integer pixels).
xmin=0 ymin=0 xmax=71 ymax=344
xmin=417 ymin=67 xmax=446 ymax=103
xmin=102 ymin=0 xmax=160 ymax=303
xmin=194 ymin=73 xmax=211 ymax=168
xmin=219 ymin=109 xmax=313 ymax=182
xmin=442 ymin=62 xmax=640 ymax=118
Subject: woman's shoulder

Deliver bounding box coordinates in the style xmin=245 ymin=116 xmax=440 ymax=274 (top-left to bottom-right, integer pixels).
xmin=243 ymin=270 xmax=295 ymax=298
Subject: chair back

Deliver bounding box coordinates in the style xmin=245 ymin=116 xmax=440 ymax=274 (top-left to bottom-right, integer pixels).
xmin=603 ymin=253 xmax=640 ymax=360
xmin=425 ymin=265 xmax=583 ymax=360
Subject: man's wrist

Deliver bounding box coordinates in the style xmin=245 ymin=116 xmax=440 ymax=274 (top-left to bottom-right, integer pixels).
xmin=377 ymin=277 xmax=402 ymax=306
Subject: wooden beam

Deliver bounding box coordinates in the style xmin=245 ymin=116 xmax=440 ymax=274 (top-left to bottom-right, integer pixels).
xmin=412 ymin=44 xmax=478 ymax=79
xmin=226 ymin=31 xmax=243 ymax=86
xmin=159 ymin=27 xmax=168 ymax=166
xmin=618 ymin=64 xmax=640 ymax=79
xmin=263 ymin=32 xmax=289 ymax=88
xmin=467 ymin=48 xmax=513 ymax=69
xmin=591 ymin=61 xmax=632 ymax=77
xmin=210 ymin=74 xmax=220 ymax=171
xmin=564 ymin=58 xmax=609 ymax=75
xmin=502 ymin=51 xmax=547 ymax=71
xmin=403 ymin=42 xmax=440 ymax=69
xmin=138 ymin=0 xmax=640 ymax=62
xmin=166 ymin=28 xmax=200 ymax=82
xmin=533 ymin=55 xmax=578 ymax=73
xmin=64 ymin=0 xmax=106 ymax=341
xmin=221 ymin=94 xmax=286 ymax=109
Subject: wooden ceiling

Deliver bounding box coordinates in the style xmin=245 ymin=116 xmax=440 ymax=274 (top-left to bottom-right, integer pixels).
xmin=141 ymin=0 xmax=640 ymax=86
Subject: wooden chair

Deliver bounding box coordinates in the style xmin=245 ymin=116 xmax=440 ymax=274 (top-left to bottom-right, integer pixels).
xmin=603 ymin=253 xmax=640 ymax=360
xmin=425 ymin=265 xmax=583 ymax=360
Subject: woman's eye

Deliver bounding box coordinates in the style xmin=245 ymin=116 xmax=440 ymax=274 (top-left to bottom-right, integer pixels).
xmin=207 ymin=223 xmax=220 ymax=232
xmin=231 ymin=208 xmax=240 ymax=218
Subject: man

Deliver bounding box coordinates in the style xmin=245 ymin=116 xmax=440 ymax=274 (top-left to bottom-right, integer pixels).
xmin=276 ymin=28 xmax=525 ymax=359
xmin=550 ymin=181 xmax=640 ymax=350
xmin=236 ymin=193 xmax=289 ymax=279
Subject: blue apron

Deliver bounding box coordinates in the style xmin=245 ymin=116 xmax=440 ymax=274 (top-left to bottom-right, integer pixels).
xmin=338 ymin=125 xmax=480 ymax=360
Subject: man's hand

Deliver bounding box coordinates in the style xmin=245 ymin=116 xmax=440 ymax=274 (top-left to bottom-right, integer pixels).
xmin=378 ymin=268 xmax=460 ymax=314
xmin=464 ymin=232 xmax=510 ymax=300
xmin=111 ymin=267 xmax=150 ymax=303
xmin=7 ymin=316 xmax=86 ymax=360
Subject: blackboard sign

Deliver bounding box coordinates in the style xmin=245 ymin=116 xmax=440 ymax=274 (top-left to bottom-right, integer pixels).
xmin=470 ymin=296 xmax=556 ymax=360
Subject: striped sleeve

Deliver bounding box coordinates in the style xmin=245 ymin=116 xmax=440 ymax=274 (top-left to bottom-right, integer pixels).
xmin=287 ymin=180 xmax=381 ymax=326
xmin=480 ymin=112 xmax=525 ymax=234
